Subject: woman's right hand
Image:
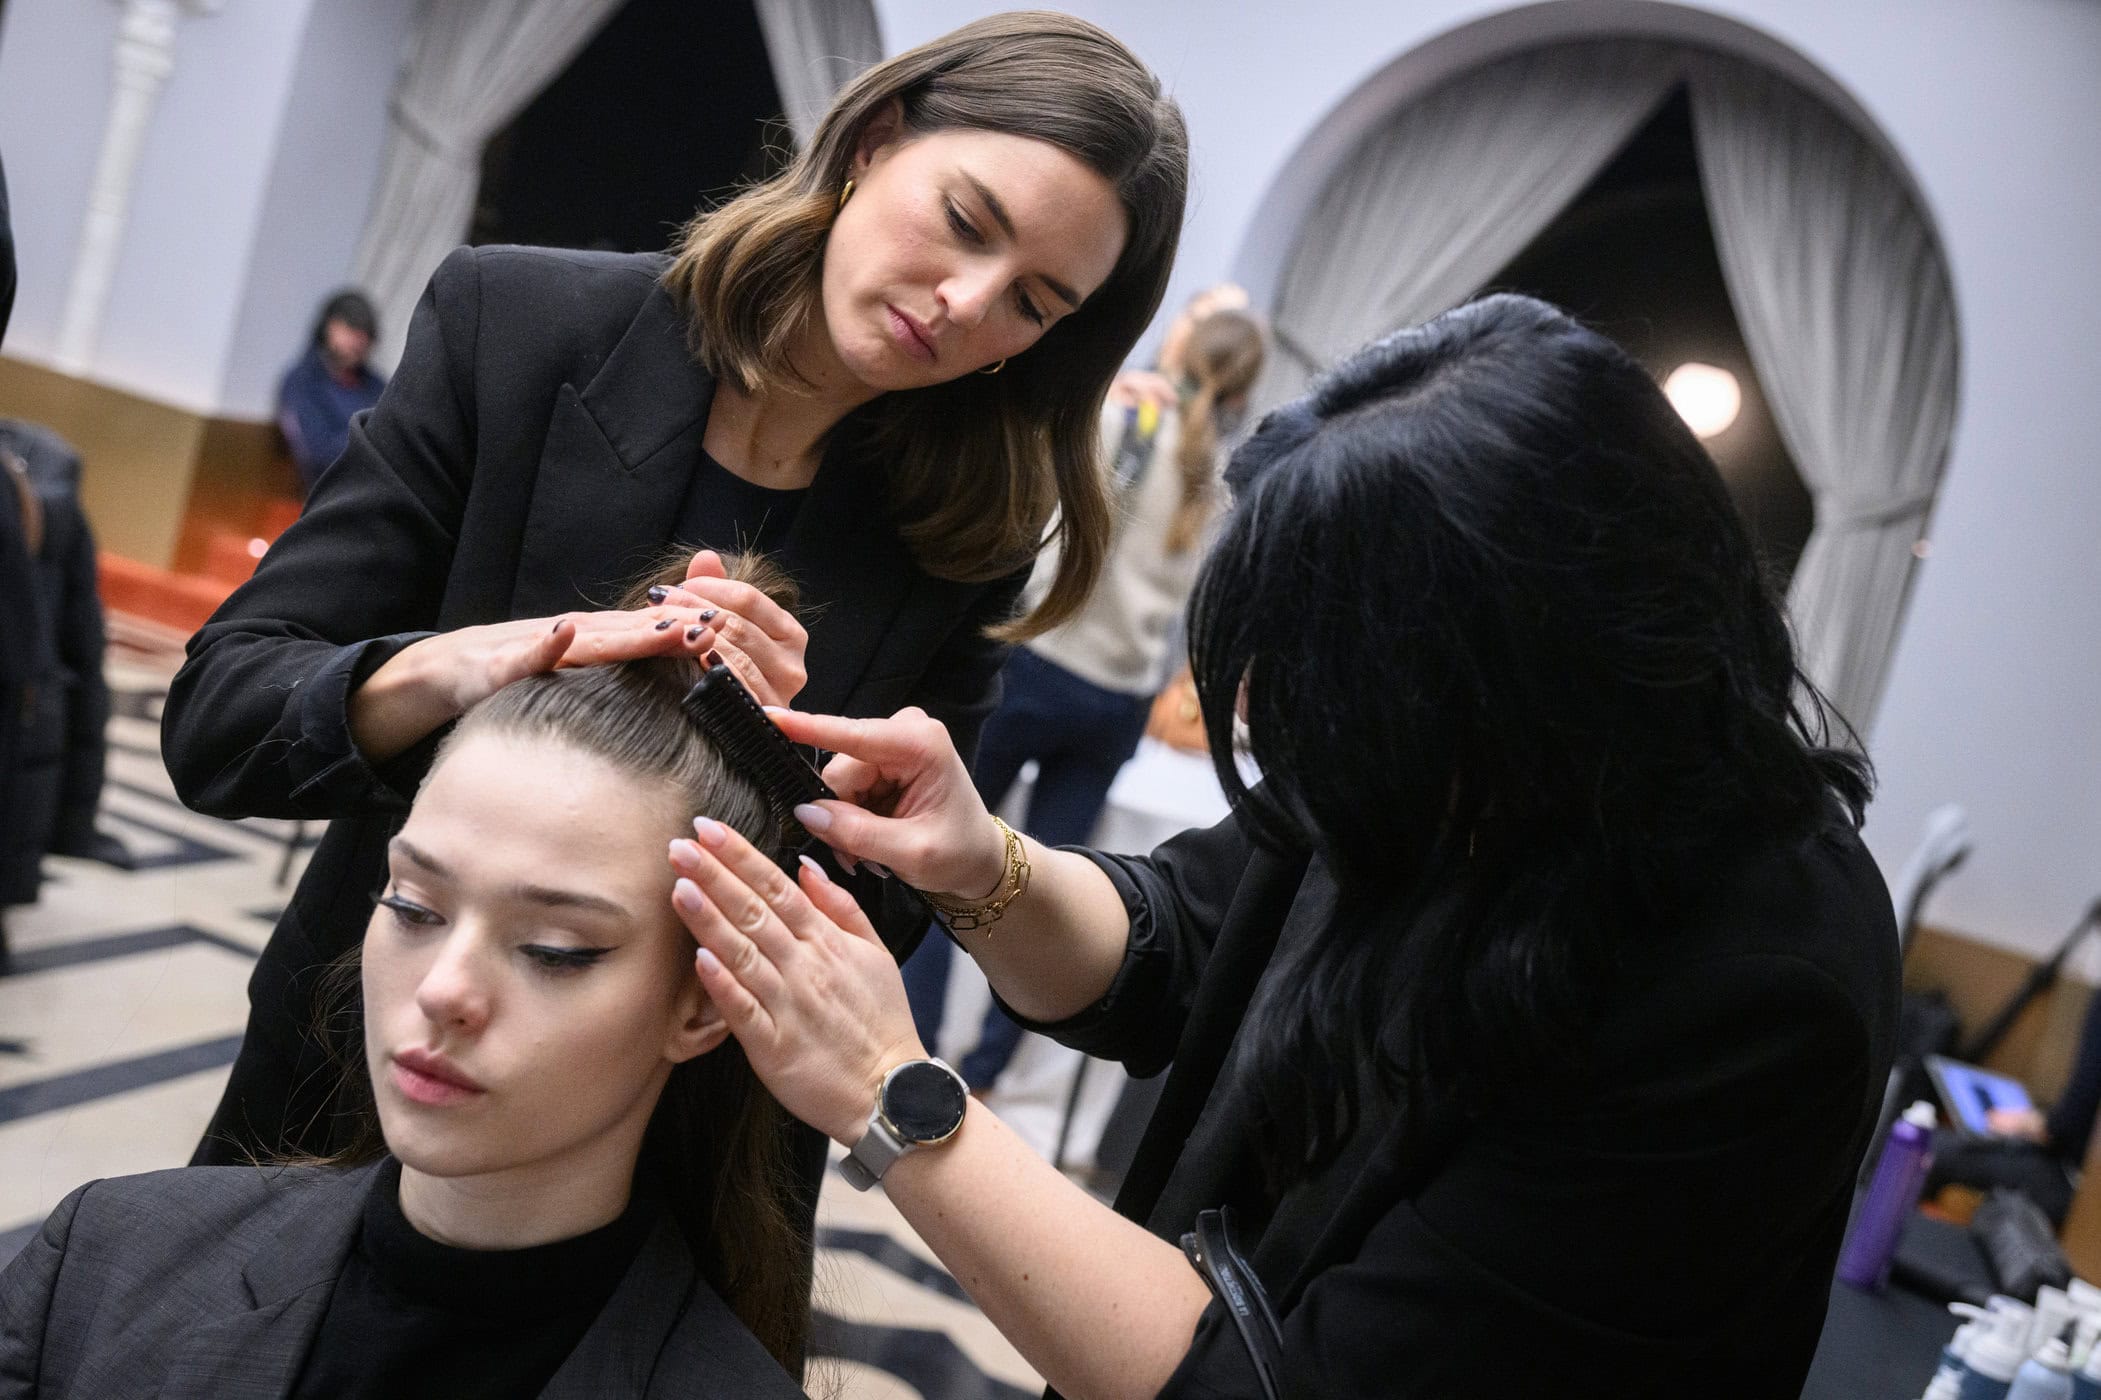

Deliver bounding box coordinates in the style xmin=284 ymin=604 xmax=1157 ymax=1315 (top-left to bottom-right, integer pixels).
xmin=765 ymin=707 xmax=1010 ymax=903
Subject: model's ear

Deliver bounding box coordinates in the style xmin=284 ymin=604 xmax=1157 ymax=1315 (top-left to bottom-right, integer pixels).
xmin=851 ymin=97 xmax=907 ymax=177
xmin=666 ymin=978 xmax=731 ymax=1064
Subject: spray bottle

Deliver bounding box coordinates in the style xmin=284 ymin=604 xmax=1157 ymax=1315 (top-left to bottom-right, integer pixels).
xmin=2008 ymin=1338 xmax=2076 ymax=1400
xmin=1840 ymin=1102 xmax=1939 ymax=1290
xmin=1967 ymin=1308 xmax=2041 ymax=1400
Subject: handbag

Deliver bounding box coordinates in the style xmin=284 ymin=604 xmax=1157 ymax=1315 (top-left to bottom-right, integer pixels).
xmin=1180 ymin=1207 xmax=1286 ymax=1400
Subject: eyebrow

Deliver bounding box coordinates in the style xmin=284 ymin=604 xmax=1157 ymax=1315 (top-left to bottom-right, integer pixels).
xmin=390 ymin=838 xmax=632 ymax=920
xmin=963 ymin=171 xmax=1084 ymax=311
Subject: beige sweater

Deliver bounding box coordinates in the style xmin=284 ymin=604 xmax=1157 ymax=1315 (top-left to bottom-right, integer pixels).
xmin=1026 ymin=401 xmax=1218 ymax=696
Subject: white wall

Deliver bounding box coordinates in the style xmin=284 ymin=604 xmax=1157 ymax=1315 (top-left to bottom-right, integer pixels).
xmin=876 ymin=0 xmax=2101 ymax=960
xmin=0 ymin=0 xmax=412 ymax=419
xmin=216 ymin=0 xmax=416 ymax=417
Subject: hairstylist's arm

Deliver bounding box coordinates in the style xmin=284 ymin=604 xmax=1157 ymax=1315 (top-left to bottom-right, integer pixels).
xmin=349 ymin=548 xmax=805 ymax=764
xmin=764 ymin=707 xmax=1129 ymax=1023
xmin=672 ymin=823 xmax=1210 ymax=1400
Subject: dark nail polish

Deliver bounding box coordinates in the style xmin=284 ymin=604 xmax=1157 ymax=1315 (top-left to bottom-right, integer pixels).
xmin=550 ymin=620 xmax=562 ymax=634
xmin=699 ymin=609 xmax=718 ymax=623
xmin=654 ymin=618 xmax=674 ymax=631
xmin=646 ymin=584 xmax=669 ymax=604
xmin=705 ymin=650 xmax=724 ymax=669
xmin=685 ymin=625 xmax=705 ymax=642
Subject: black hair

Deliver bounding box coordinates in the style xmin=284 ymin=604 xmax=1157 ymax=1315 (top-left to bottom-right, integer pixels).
xmin=1189 ymin=292 xmax=1870 ymax=1180
xmin=310 ymin=288 xmax=379 ymax=347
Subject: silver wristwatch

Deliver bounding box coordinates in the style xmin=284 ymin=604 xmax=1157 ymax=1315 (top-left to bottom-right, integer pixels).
xmin=838 ymin=1058 xmax=970 ymax=1191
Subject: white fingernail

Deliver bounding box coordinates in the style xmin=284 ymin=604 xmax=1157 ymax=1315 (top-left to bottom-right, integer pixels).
xmin=793 ymin=802 xmax=832 ymax=833
xmin=798 ymin=854 xmax=832 ymax=885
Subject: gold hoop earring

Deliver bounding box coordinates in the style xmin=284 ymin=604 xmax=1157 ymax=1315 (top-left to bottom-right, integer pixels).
xmin=837 ymin=179 xmax=855 ymax=210
xmin=978 ymin=359 xmax=1006 ymax=376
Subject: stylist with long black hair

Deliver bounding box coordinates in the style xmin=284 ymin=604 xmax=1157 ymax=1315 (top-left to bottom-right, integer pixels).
xmin=673 ymin=295 xmax=1900 ymax=1398
xmin=164 ymin=11 xmax=1187 ymax=1169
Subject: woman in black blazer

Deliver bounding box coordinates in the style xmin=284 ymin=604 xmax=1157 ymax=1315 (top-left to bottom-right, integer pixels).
xmin=5 ymin=616 xmax=814 ymax=1397
xmin=669 ymin=296 xmax=1902 ymax=1398
xmin=165 ymin=12 xmax=1187 ymax=1168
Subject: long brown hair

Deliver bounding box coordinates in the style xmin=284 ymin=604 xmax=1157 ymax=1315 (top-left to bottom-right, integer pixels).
xmin=311 ymin=554 xmax=812 ymax=1373
xmin=664 ymin=12 xmax=1188 ymax=640
xmin=1163 ymin=309 xmax=1265 ymax=555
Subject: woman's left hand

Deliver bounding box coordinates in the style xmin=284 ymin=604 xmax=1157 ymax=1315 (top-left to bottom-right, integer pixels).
xmin=655 ymin=549 xmax=810 ymax=708
xmin=671 ymin=817 xmax=924 ymax=1145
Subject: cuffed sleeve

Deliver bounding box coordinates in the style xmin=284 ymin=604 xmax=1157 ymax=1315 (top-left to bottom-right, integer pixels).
xmin=997 ymin=810 xmax=1259 ymax=1076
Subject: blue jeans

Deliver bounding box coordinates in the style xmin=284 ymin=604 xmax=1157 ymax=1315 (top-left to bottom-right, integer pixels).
xmin=902 ymin=648 xmax=1154 ymax=1088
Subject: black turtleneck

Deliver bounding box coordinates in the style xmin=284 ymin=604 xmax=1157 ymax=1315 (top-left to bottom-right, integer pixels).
xmin=290 ymin=1158 xmax=658 ymax=1399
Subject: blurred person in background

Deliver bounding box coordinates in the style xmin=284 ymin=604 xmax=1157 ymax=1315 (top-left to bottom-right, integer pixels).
xmin=901 ymin=294 xmax=1265 ymax=1092
xmin=0 ymin=417 xmax=133 ymax=941
xmin=277 ymin=289 xmax=387 ymax=496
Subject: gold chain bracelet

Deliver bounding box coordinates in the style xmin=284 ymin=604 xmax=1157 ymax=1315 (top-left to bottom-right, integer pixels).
xmin=925 ymin=815 xmax=1031 ymax=934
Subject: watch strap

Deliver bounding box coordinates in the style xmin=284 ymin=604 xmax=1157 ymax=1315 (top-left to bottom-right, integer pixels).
xmin=839 ymin=1112 xmax=910 ymax=1191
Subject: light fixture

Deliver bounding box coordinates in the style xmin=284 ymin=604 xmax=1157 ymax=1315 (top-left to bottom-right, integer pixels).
xmin=1663 ymin=362 xmax=1741 ymax=440
xmin=247 ymin=537 xmax=269 ymax=559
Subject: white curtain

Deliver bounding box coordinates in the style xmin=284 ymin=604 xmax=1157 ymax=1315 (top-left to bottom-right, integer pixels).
xmin=1689 ymin=57 xmax=1960 ymax=735
xmin=1255 ymin=41 xmax=1684 ymax=412
xmin=351 ymin=0 xmax=627 ymax=370
xmin=752 ymin=0 xmax=883 ymax=148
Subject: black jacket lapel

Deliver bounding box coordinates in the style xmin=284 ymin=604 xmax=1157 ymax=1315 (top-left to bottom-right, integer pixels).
xmin=511 ymin=282 xmax=715 ymax=618
xmin=155 ymin=1163 xmax=374 ymax=1400
xmin=541 ymin=1218 xmax=806 ymax=1398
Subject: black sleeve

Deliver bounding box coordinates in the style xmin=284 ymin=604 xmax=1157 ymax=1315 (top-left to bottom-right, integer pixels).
xmin=0 ymin=1180 xmax=88 ymax=1397
xmin=49 ymin=494 xmax=110 ymax=848
xmin=996 ymin=810 xmax=1257 ymax=1077
xmin=2047 ymin=989 xmax=2101 ymax=1159
xmin=1158 ymin=953 xmax=1875 ymax=1398
xmin=0 ymin=152 xmax=15 ymax=346
xmin=160 ymin=247 xmax=485 ymax=820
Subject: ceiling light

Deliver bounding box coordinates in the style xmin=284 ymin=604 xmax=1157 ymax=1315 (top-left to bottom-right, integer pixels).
xmin=1663 ymin=362 xmax=1741 ymax=440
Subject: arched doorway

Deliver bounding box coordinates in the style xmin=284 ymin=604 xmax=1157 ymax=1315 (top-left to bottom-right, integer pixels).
xmin=1236 ymin=6 xmax=1959 ymax=733
xmin=469 ymin=0 xmax=787 ymax=253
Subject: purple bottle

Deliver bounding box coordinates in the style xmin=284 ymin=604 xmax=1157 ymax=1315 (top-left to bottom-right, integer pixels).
xmin=1839 ymin=1101 xmax=1939 ymax=1290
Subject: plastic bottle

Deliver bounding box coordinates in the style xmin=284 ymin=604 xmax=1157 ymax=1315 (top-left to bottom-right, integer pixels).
xmin=2035 ymin=1288 xmax=2082 ymax=1356
xmin=1840 ymin=1102 xmax=1939 ymax=1290
xmin=1966 ymin=1310 xmax=2039 ymax=1400
xmin=2073 ymin=1331 xmax=2101 ymax=1400
xmin=2008 ymin=1339 xmax=2076 ymax=1400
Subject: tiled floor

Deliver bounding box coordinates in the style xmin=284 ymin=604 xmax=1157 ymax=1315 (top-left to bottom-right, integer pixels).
xmin=0 ymin=620 xmax=1041 ymax=1399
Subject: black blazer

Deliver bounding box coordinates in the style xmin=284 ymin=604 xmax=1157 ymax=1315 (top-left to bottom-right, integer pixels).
xmin=1025 ymin=809 xmax=1899 ymax=1398
xmin=162 ymin=246 xmax=1026 ymax=1164
xmin=0 ymin=1162 xmax=806 ymax=1399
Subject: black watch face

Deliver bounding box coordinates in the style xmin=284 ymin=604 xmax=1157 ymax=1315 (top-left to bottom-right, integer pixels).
xmin=885 ymin=1062 xmax=968 ymax=1142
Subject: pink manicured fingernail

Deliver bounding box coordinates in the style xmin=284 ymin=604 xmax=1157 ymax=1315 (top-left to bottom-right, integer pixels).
xmin=695 ymin=947 xmax=722 ymax=974
xmin=798 ymin=854 xmax=832 ymax=885
xmin=674 ymin=877 xmax=705 ymax=911
xmin=793 ymin=803 xmax=831 ymax=833
xmin=669 ymin=838 xmax=698 ymax=865
xmin=762 ymin=705 xmax=789 ymax=716
xmin=692 ymin=816 xmax=727 ymax=847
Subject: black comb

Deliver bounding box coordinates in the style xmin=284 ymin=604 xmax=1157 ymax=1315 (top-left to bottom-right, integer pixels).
xmin=680 ymin=664 xmax=954 ymax=938
xmin=679 ymin=663 xmax=833 ymax=841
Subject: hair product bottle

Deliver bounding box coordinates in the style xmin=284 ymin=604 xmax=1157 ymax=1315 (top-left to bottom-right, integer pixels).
xmin=1839 ymin=1102 xmax=1938 ymax=1290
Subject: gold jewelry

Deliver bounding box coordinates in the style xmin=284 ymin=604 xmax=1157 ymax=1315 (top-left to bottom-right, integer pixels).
xmin=838 ymin=179 xmax=855 ymax=209
xmin=977 ymin=358 xmax=1006 ymax=376
xmin=925 ymin=816 xmax=1030 ymax=934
